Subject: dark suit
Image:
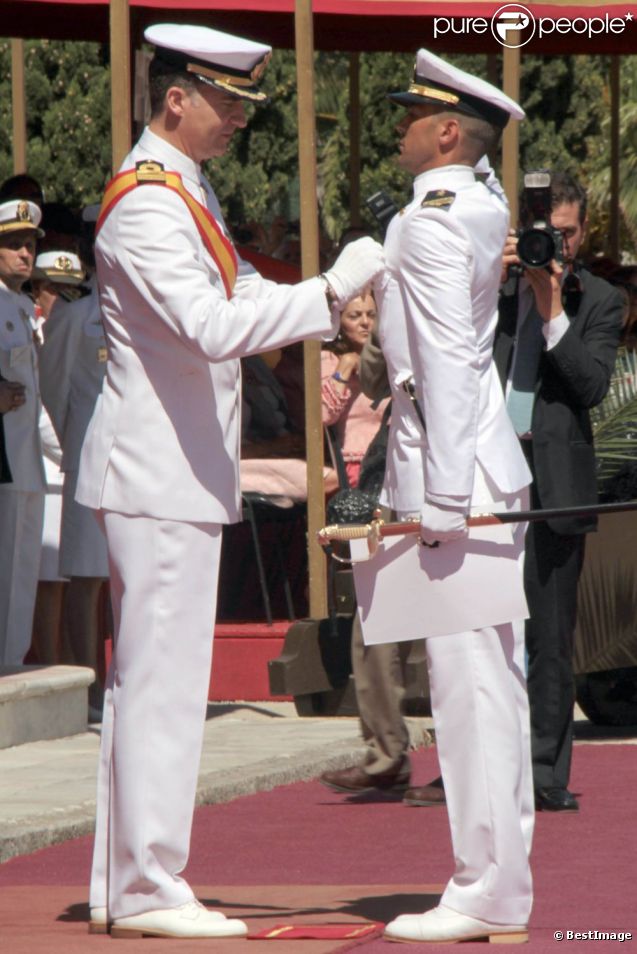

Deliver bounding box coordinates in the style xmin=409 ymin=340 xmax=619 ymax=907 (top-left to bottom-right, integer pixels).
xmin=0 ymin=416 xmax=11 ymax=483
xmin=495 ymin=267 xmax=623 ymax=790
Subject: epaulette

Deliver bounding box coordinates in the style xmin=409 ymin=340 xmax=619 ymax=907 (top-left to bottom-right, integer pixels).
xmin=421 ymin=189 xmax=455 ymax=210
xmin=135 ymin=160 xmax=166 ymax=184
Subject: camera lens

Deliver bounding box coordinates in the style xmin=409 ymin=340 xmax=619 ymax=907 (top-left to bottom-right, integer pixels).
xmin=518 ymin=228 xmax=555 ymax=269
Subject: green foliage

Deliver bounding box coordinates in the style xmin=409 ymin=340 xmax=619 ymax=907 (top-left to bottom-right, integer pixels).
xmin=0 ymin=39 xmax=111 ymax=208
xmin=1 ymin=39 xmax=634 ymax=260
xmin=203 ymin=49 xmax=300 ymax=229
xmin=588 ymin=58 xmax=637 ymax=255
xmin=591 ymin=351 xmax=637 ymax=493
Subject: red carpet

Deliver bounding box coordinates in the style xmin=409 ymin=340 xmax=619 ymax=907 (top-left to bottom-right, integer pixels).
xmin=1 ymin=743 xmax=635 ymax=951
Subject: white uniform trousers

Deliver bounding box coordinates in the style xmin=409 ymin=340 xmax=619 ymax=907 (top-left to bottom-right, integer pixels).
xmin=0 ymin=488 xmax=45 ymax=665
xmin=60 ymin=469 xmax=109 ymax=578
xmin=89 ymin=510 xmax=222 ymax=919
xmin=425 ymin=481 xmax=534 ymax=926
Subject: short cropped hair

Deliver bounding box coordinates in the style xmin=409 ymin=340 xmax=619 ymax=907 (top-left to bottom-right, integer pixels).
xmin=148 ymin=56 xmax=199 ymax=118
xmin=549 ymin=171 xmax=588 ymax=224
xmin=439 ymin=110 xmax=501 ymax=166
xmin=457 ymin=113 xmax=502 ymax=163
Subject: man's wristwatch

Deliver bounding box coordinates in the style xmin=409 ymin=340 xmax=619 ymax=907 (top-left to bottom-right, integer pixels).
xmin=332 ymin=370 xmax=350 ymax=385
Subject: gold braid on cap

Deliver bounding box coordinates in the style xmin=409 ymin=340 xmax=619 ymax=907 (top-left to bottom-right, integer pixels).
xmin=186 ymin=51 xmax=270 ymax=101
xmin=186 ymin=61 xmax=254 ymax=87
xmin=408 ymin=83 xmax=460 ymax=105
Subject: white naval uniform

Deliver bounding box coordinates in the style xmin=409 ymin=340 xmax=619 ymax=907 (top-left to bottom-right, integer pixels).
xmin=39 ymin=283 xmax=109 ymax=578
xmin=376 ymin=163 xmax=534 ymax=925
xmin=76 ymin=127 xmax=338 ymax=919
xmin=38 ymin=407 xmax=65 ymax=581
xmin=0 ymin=282 xmax=46 ymax=665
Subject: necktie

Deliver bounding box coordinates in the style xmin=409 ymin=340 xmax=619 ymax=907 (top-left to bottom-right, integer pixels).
xmin=506 ymin=299 xmax=544 ymax=436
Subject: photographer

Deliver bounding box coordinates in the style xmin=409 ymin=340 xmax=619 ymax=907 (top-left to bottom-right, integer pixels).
xmin=494 ymin=171 xmax=623 ymax=813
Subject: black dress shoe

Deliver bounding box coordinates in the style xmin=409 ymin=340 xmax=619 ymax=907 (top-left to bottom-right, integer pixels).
xmin=403 ymin=775 xmax=446 ymax=807
xmin=319 ymin=764 xmax=410 ymax=795
xmin=535 ymin=786 xmax=579 ymax=812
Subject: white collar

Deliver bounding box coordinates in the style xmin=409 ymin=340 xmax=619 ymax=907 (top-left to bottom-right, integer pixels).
xmin=136 ymin=127 xmax=202 ymax=186
xmin=412 ymin=164 xmax=475 ymax=198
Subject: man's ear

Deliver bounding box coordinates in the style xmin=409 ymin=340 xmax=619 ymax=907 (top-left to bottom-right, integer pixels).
xmin=439 ymin=116 xmax=460 ymax=149
xmin=165 ymin=85 xmax=190 ymax=119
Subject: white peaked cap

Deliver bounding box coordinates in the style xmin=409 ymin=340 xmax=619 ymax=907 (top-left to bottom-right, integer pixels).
xmin=0 ymin=199 xmax=44 ymax=237
xmin=390 ymin=47 xmax=525 ymax=128
xmin=33 ymin=250 xmax=85 ymax=284
xmin=144 ymin=23 xmax=272 ymax=103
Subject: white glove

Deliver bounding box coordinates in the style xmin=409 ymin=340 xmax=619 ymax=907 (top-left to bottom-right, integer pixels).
xmin=420 ymin=501 xmax=468 ymax=547
xmin=323 ymin=237 xmax=385 ymax=306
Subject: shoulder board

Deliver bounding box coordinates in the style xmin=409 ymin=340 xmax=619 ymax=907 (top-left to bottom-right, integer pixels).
xmin=135 ymin=160 xmax=166 ymax=184
xmin=421 ymin=189 xmax=456 ymax=210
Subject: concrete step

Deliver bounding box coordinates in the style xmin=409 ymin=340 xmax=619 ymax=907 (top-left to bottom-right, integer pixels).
xmin=0 ymin=665 xmax=95 ymax=749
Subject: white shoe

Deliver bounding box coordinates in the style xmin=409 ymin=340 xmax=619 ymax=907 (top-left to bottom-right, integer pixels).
xmin=110 ymin=900 xmax=248 ymax=938
xmin=89 ymin=902 xmax=227 ymax=936
xmin=384 ymin=904 xmax=528 ymax=944
xmin=89 ymin=906 xmax=108 ymax=935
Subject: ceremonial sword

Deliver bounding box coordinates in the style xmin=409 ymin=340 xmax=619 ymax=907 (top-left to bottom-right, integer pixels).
xmin=317 ymin=499 xmax=637 ymax=563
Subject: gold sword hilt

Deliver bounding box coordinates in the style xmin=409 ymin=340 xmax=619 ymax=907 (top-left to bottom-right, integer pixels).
xmin=317 ymin=522 xmax=375 ymax=542
xmin=317 ymin=517 xmax=386 ymax=564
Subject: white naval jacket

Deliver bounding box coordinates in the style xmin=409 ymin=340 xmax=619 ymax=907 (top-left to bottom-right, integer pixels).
xmin=39 ymin=280 xmax=107 ymax=473
xmin=76 ymin=128 xmax=335 ymax=523
xmin=376 ymin=164 xmax=530 ymax=514
xmin=0 ymin=282 xmax=46 ymax=493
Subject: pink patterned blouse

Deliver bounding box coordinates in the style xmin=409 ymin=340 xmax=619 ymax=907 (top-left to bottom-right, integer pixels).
xmin=320 ymin=350 xmax=389 ymax=488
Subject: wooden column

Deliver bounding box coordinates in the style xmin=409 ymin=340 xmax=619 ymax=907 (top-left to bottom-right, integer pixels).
xmin=609 ymin=56 xmax=620 ymax=263
xmin=11 ymin=39 xmax=27 ymax=174
xmin=109 ymin=0 xmax=132 ymax=173
xmin=295 ymin=0 xmax=327 ymax=619
xmin=348 ymin=52 xmax=361 ymax=228
xmin=502 ymin=45 xmax=521 ymax=225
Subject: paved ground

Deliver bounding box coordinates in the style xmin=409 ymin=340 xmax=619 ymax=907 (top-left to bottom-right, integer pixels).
xmin=0 ymin=701 xmax=376 ymax=864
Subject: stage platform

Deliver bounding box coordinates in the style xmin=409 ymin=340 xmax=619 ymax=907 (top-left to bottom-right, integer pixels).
xmin=101 ymin=620 xmax=293 ymax=703
xmin=210 ymin=620 xmax=293 ymax=702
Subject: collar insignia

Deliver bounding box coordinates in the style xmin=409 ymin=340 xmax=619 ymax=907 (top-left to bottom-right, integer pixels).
xmin=421 ymin=189 xmax=456 ymax=210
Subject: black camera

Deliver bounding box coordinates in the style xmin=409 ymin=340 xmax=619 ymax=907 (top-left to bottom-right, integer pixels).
xmin=517 ymin=171 xmax=565 ymax=269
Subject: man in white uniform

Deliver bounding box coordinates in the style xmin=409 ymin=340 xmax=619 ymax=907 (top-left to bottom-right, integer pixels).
xmin=0 ymin=199 xmax=46 ymax=666
xmin=76 ymin=23 xmax=383 ymax=940
xmin=377 ymin=52 xmax=534 ymax=944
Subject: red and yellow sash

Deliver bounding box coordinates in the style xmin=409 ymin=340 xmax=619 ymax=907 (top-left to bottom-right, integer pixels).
xmin=96 ymin=161 xmax=238 ymax=297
